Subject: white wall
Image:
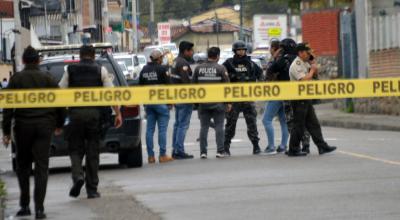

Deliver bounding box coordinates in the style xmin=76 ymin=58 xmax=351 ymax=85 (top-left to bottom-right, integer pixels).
xmin=0 ymin=19 xmax=15 ymax=61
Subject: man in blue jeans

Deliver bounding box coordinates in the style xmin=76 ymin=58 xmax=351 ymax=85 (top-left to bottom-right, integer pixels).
xmin=263 ymin=39 xmax=297 ymax=154
xmin=170 ymin=41 xmax=195 ymax=159
xmin=139 ymin=49 xmax=174 ymax=164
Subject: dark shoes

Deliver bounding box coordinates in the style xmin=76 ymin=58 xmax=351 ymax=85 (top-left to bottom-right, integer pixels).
xmin=172 ymin=152 xmax=194 ymax=160
xmin=319 ymin=145 xmax=337 ymax=155
xmin=302 ymin=145 xmax=310 ymax=154
xmin=286 ymin=150 xmax=308 ymax=157
xmin=35 ymin=209 xmax=47 ymax=219
xmin=224 ymin=147 xmax=231 ymax=157
xmin=87 ymin=192 xmax=101 ymax=199
xmin=69 ymin=179 xmax=84 ymax=198
xmin=253 ymin=145 xmax=261 ymax=155
xmin=16 ymin=206 xmax=31 ymax=217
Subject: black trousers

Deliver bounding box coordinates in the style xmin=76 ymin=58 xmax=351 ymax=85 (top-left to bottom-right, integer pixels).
xmin=289 ymin=100 xmax=328 ymax=152
xmin=14 ymin=121 xmax=54 ymax=211
xmin=224 ymin=102 xmax=260 ymax=148
xmin=66 ymin=109 xmax=101 ymax=194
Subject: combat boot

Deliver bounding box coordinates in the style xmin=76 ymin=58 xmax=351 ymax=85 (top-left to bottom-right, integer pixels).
xmin=318 ymin=145 xmax=337 ymax=155
xmin=302 ymin=145 xmax=310 ymax=154
xmin=252 ymin=142 xmax=261 ymax=155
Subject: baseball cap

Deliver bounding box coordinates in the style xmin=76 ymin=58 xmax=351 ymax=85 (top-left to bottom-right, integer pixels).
xmin=150 ymin=49 xmax=163 ymax=60
xmin=296 ymin=43 xmax=311 ymax=52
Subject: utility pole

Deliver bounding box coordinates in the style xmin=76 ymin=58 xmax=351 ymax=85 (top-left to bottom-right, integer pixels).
xmin=214 ymin=10 xmax=220 ymax=47
xmin=61 ymin=0 xmax=69 ymax=44
xmin=132 ymin=0 xmax=138 ymax=53
xmin=103 ymin=0 xmax=109 ymax=42
xmin=13 ymin=0 xmax=23 ymax=72
xmin=0 ymin=11 xmax=4 ymax=62
xmin=150 ymin=0 xmax=155 ymax=45
xmin=239 ymin=0 xmax=244 ymax=41
xmin=44 ymin=0 xmax=49 ymax=41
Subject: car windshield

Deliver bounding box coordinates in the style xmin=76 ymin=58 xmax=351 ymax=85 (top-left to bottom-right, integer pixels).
xmin=115 ymin=57 xmax=133 ymax=68
xmin=138 ymin=57 xmax=146 ymax=64
xmin=163 ymin=45 xmax=177 ymax=52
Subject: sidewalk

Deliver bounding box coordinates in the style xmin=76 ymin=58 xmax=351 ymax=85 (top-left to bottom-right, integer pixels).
xmin=315 ymin=103 xmax=400 ymax=132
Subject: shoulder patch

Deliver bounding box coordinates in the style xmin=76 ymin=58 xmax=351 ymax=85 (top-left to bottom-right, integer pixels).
xmin=296 ymin=60 xmax=301 ymax=65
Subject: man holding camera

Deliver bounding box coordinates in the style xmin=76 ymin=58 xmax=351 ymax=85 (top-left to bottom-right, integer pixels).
xmin=287 ymin=43 xmax=337 ymax=157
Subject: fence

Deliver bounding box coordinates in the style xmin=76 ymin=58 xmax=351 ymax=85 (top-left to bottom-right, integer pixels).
xmin=369 ymin=13 xmax=400 ymax=51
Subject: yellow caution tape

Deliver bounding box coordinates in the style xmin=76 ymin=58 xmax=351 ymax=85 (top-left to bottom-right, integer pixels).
xmin=1 ymin=78 xmax=400 ymax=109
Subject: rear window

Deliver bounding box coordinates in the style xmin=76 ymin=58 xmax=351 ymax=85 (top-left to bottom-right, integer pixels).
xmin=40 ymin=60 xmax=120 ymax=86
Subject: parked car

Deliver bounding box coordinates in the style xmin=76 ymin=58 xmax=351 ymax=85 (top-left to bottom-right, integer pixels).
xmin=161 ymin=43 xmax=179 ymax=57
xmin=10 ymin=44 xmax=143 ymax=171
xmin=143 ymin=45 xmax=168 ymax=66
xmin=137 ymin=54 xmax=147 ymax=71
xmin=118 ymin=61 xmax=130 ymax=79
xmin=113 ymin=52 xmax=140 ymax=79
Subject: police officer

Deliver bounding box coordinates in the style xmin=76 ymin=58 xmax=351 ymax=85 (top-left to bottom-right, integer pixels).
xmin=139 ymin=49 xmax=174 ymax=164
xmin=170 ymin=41 xmax=195 ymax=159
xmin=2 ymin=46 xmax=66 ymax=219
xmin=223 ymin=40 xmax=263 ymax=156
xmin=59 ymin=45 xmax=123 ymax=198
xmin=192 ymin=47 xmax=231 ymax=159
xmin=287 ymin=43 xmax=337 ymax=156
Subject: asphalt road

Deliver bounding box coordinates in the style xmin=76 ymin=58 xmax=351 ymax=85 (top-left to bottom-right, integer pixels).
xmin=1 ymin=111 xmax=400 ymax=220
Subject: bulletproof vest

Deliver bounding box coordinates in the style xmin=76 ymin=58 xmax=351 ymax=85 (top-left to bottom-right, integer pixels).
xmin=196 ymin=62 xmax=223 ymax=84
xmin=227 ymin=57 xmax=256 ymax=82
xmin=68 ymin=60 xmax=102 ymax=88
xmin=170 ymin=56 xmax=192 ymax=84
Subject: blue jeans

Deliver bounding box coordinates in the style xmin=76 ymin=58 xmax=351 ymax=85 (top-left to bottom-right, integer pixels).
xmin=262 ymin=101 xmax=289 ymax=150
xmin=172 ymin=104 xmax=193 ymax=154
xmin=145 ymin=105 xmax=170 ymax=157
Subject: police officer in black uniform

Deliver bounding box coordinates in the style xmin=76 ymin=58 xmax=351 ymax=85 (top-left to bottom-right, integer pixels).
xmin=139 ymin=49 xmax=174 ymax=164
xmin=223 ymin=41 xmax=263 ymax=156
xmin=59 ymin=45 xmax=123 ymax=198
xmin=2 ymin=46 xmax=66 ymax=219
xmin=193 ymin=47 xmax=231 ymax=159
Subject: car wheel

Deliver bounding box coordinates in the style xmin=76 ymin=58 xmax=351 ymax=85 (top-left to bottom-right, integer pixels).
xmin=118 ymin=141 xmax=143 ymax=168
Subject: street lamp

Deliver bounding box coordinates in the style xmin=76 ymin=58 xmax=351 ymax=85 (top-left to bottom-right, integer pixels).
xmin=234 ymin=1 xmax=244 ymax=41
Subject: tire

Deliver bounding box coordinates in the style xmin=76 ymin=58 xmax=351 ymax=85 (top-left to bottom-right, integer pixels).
xmin=118 ymin=141 xmax=143 ymax=168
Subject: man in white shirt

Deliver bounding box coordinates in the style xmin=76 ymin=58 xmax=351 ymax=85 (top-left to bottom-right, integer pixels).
xmin=287 ymin=43 xmax=337 ymax=157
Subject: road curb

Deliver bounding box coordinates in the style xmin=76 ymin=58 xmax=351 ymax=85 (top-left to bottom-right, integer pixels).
xmin=319 ymin=119 xmax=400 ymax=132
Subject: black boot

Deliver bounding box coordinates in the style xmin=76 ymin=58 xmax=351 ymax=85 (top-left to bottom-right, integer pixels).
xmin=302 ymin=145 xmax=310 ymax=154
xmin=252 ymin=143 xmax=261 ymax=155
xmin=318 ymin=145 xmax=337 ymax=155
xmin=286 ymin=148 xmax=308 ymax=157
xmin=16 ymin=206 xmax=31 ymax=217
xmin=35 ymin=209 xmax=47 ymax=219
xmin=69 ymin=179 xmax=84 ymax=198
xmin=224 ymin=145 xmax=231 ymax=156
